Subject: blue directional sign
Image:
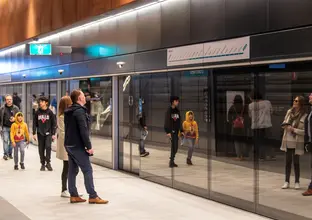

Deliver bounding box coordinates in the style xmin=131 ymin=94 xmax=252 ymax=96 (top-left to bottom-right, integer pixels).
xmin=28 ymin=44 xmax=52 ymax=55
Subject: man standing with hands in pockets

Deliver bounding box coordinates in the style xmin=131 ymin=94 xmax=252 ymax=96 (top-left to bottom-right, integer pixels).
xmin=64 ymin=89 xmax=108 ymax=204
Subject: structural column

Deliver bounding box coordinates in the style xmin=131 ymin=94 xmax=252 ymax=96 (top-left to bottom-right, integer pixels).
xmin=112 ymin=76 xmax=119 ymax=170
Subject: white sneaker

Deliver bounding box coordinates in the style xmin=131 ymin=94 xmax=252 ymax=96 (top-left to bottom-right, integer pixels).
xmin=295 ymin=182 xmax=301 ymax=190
xmin=61 ymin=190 xmax=70 ymax=198
xmin=282 ymin=182 xmax=290 ymax=189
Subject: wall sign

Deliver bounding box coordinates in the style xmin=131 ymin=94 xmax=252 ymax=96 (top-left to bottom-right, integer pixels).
xmin=167 ymin=37 xmax=250 ymax=66
xmin=28 ymin=43 xmax=52 ymax=56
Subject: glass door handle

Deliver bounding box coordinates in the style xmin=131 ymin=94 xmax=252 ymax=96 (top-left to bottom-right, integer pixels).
xmin=128 ymin=96 xmax=133 ymax=106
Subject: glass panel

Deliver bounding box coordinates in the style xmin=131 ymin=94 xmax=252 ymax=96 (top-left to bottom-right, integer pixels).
xmin=172 ymin=70 xmax=209 ymax=196
xmin=258 ymin=70 xmax=312 ymax=219
xmin=212 ymin=69 xmax=255 ymax=208
xmin=67 ymin=78 xmax=113 ymax=165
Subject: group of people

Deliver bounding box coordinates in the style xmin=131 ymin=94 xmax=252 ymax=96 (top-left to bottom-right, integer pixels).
xmin=228 ymin=91 xmax=312 ymax=196
xmin=0 ymin=91 xmax=108 ymax=204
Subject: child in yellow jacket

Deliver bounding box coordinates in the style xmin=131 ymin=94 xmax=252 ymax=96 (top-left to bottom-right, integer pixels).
xmin=10 ymin=112 xmax=30 ymax=170
xmin=182 ymin=111 xmax=199 ymax=165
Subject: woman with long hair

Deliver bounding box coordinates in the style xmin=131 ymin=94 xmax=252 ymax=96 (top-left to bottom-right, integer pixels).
xmin=281 ymin=96 xmax=307 ymax=190
xmin=228 ymin=95 xmax=247 ymax=160
xmin=56 ymin=96 xmax=72 ymax=198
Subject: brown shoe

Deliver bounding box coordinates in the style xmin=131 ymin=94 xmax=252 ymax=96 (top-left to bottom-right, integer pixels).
xmin=89 ymin=197 xmax=109 ymax=204
xmin=70 ymin=197 xmax=87 ymax=203
xmin=302 ymin=189 xmax=312 ymax=196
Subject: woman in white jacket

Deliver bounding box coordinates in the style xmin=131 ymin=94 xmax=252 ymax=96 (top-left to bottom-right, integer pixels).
xmin=56 ymin=96 xmax=72 ymax=197
xmin=281 ymin=96 xmax=307 ymax=190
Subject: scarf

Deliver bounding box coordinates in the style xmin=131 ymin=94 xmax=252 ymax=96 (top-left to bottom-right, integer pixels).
xmin=288 ymin=108 xmax=303 ymax=128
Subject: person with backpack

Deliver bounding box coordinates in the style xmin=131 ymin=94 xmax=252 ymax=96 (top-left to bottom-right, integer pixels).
xmin=228 ymin=95 xmax=247 ymax=161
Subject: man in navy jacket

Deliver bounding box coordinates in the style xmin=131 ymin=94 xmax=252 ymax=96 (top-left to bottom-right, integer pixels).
xmin=64 ymin=89 xmax=108 ymax=204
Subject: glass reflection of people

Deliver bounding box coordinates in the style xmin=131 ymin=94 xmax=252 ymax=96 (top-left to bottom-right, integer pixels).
xmin=303 ymin=93 xmax=312 ymax=196
xmin=182 ymin=111 xmax=199 ymax=165
xmin=164 ymin=96 xmax=184 ymax=168
xmin=138 ymin=99 xmax=150 ymax=157
xmin=228 ymin=95 xmax=247 ymax=161
xmin=281 ymin=96 xmax=307 ymax=190
xmin=32 ymin=95 xmax=38 ymax=118
xmin=249 ymin=91 xmax=274 ymax=161
xmin=13 ymin=92 xmax=21 ymax=110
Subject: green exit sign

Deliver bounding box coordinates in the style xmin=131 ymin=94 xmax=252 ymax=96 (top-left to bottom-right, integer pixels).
xmin=28 ymin=44 xmax=52 ymax=55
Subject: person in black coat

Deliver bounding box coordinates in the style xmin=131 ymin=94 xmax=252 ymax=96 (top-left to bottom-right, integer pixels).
xmin=303 ymin=93 xmax=312 ymax=196
xmin=64 ymin=89 xmax=108 ymax=204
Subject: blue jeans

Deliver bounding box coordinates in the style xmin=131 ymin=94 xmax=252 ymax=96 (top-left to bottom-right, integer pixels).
xmin=2 ymin=127 xmax=12 ymax=156
xmin=66 ymin=146 xmax=97 ymax=199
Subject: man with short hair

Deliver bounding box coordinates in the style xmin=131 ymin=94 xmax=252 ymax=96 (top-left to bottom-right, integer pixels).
xmin=164 ymin=96 xmax=184 ymax=168
xmin=64 ymin=89 xmax=108 ymax=204
xmin=0 ymin=95 xmax=19 ymax=160
xmin=33 ymin=96 xmax=56 ymax=171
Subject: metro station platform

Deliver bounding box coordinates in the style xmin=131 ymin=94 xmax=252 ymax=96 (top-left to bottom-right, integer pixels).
xmin=0 ymin=144 xmax=269 ymax=220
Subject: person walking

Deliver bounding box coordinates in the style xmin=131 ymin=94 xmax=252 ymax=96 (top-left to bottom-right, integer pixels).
xmin=281 ymin=96 xmax=307 ymax=190
xmin=164 ymin=96 xmax=184 ymax=168
xmin=182 ymin=111 xmax=199 ymax=165
xmin=10 ymin=112 xmax=30 ymax=170
xmin=138 ymin=99 xmax=149 ymax=157
xmin=57 ymin=96 xmax=72 ymax=198
xmin=0 ymin=95 xmax=19 ymax=160
xmin=33 ymin=96 xmax=56 ymax=171
xmin=64 ymin=89 xmax=108 ymax=204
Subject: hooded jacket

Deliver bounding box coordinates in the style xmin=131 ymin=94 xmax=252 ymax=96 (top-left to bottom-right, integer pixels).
xmin=182 ymin=111 xmax=199 ymax=139
xmin=164 ymin=106 xmax=183 ymax=134
xmin=10 ymin=112 xmax=29 ymax=144
xmin=64 ymin=103 xmax=92 ymax=150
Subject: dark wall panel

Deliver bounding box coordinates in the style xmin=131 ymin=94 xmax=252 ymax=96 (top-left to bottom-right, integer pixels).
xmin=116 ymin=13 xmax=137 ymax=55
xmin=190 ymin=0 xmax=225 ymax=43
xmin=251 ymin=27 xmax=312 ymax=60
xmin=269 ymin=0 xmax=312 ymax=31
xmin=225 ymin=0 xmax=267 ymax=37
xmin=137 ymin=4 xmax=161 ymax=52
xmin=161 ymin=0 xmax=191 ymax=47
xmin=134 ymin=50 xmax=167 ymax=71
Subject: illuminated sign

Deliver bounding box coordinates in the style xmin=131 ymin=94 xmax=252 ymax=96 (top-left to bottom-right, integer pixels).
xmin=28 ymin=44 xmax=52 ymax=55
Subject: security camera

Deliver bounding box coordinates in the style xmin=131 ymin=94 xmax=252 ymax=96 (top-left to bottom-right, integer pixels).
xmin=22 ymin=74 xmax=26 ymax=79
xmin=117 ymin=61 xmax=125 ymax=69
xmin=58 ymin=69 xmax=64 ymax=75
xmin=32 ymin=37 xmax=39 ymax=42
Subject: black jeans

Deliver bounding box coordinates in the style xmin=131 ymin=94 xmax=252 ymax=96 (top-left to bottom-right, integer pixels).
xmin=254 ymin=128 xmax=275 ymax=160
xmin=37 ymin=134 xmax=52 ymax=165
xmin=62 ymin=161 xmax=69 ymax=192
xmin=66 ymin=146 xmax=97 ymax=199
xmin=170 ymin=131 xmax=179 ymax=163
xmin=285 ymin=148 xmax=300 ymax=183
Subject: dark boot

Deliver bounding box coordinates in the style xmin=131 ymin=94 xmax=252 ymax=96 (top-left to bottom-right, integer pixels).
xmin=14 ymin=165 xmax=18 ymax=170
xmin=169 ymin=161 xmax=178 ymax=168
xmin=20 ymin=163 xmax=25 ymax=170
xmin=40 ymin=164 xmax=45 ymax=171
xmin=187 ymin=159 xmax=193 ymax=165
xmin=46 ymin=163 xmax=53 ymax=171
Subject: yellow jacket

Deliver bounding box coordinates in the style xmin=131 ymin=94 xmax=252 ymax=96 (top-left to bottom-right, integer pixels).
xmin=182 ymin=111 xmax=199 ymax=139
xmin=10 ymin=112 xmax=30 ymax=144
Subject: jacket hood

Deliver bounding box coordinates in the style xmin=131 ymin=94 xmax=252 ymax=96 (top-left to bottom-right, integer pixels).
xmin=64 ymin=103 xmax=86 ymax=115
xmin=14 ymin=112 xmax=24 ymax=124
xmin=185 ymin=111 xmax=194 ymax=122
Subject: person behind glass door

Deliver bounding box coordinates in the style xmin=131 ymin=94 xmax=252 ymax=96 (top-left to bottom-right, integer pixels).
xmin=13 ymin=92 xmax=21 ymax=110
xmin=56 ymin=96 xmax=72 ymax=198
xmin=303 ymin=93 xmax=312 ymax=196
xmin=138 ymin=99 xmax=150 ymax=157
xmin=228 ymin=95 xmax=246 ymax=161
xmin=182 ymin=111 xmax=199 ymax=165
xmin=249 ymin=91 xmax=274 ymax=161
xmin=164 ymin=96 xmax=184 ymax=168
xmin=0 ymin=95 xmax=20 ymax=160
xmin=281 ymin=96 xmax=307 ymax=190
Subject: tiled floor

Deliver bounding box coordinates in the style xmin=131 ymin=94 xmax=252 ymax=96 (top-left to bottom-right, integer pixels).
xmin=0 ymin=144 xmax=269 ymax=220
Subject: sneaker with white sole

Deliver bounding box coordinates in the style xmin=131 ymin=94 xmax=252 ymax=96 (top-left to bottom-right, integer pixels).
xmin=61 ymin=190 xmax=83 ymax=198
xmin=61 ymin=190 xmax=70 ymax=198
xmin=295 ymin=182 xmax=301 ymax=190
xmin=282 ymin=182 xmax=290 ymax=189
